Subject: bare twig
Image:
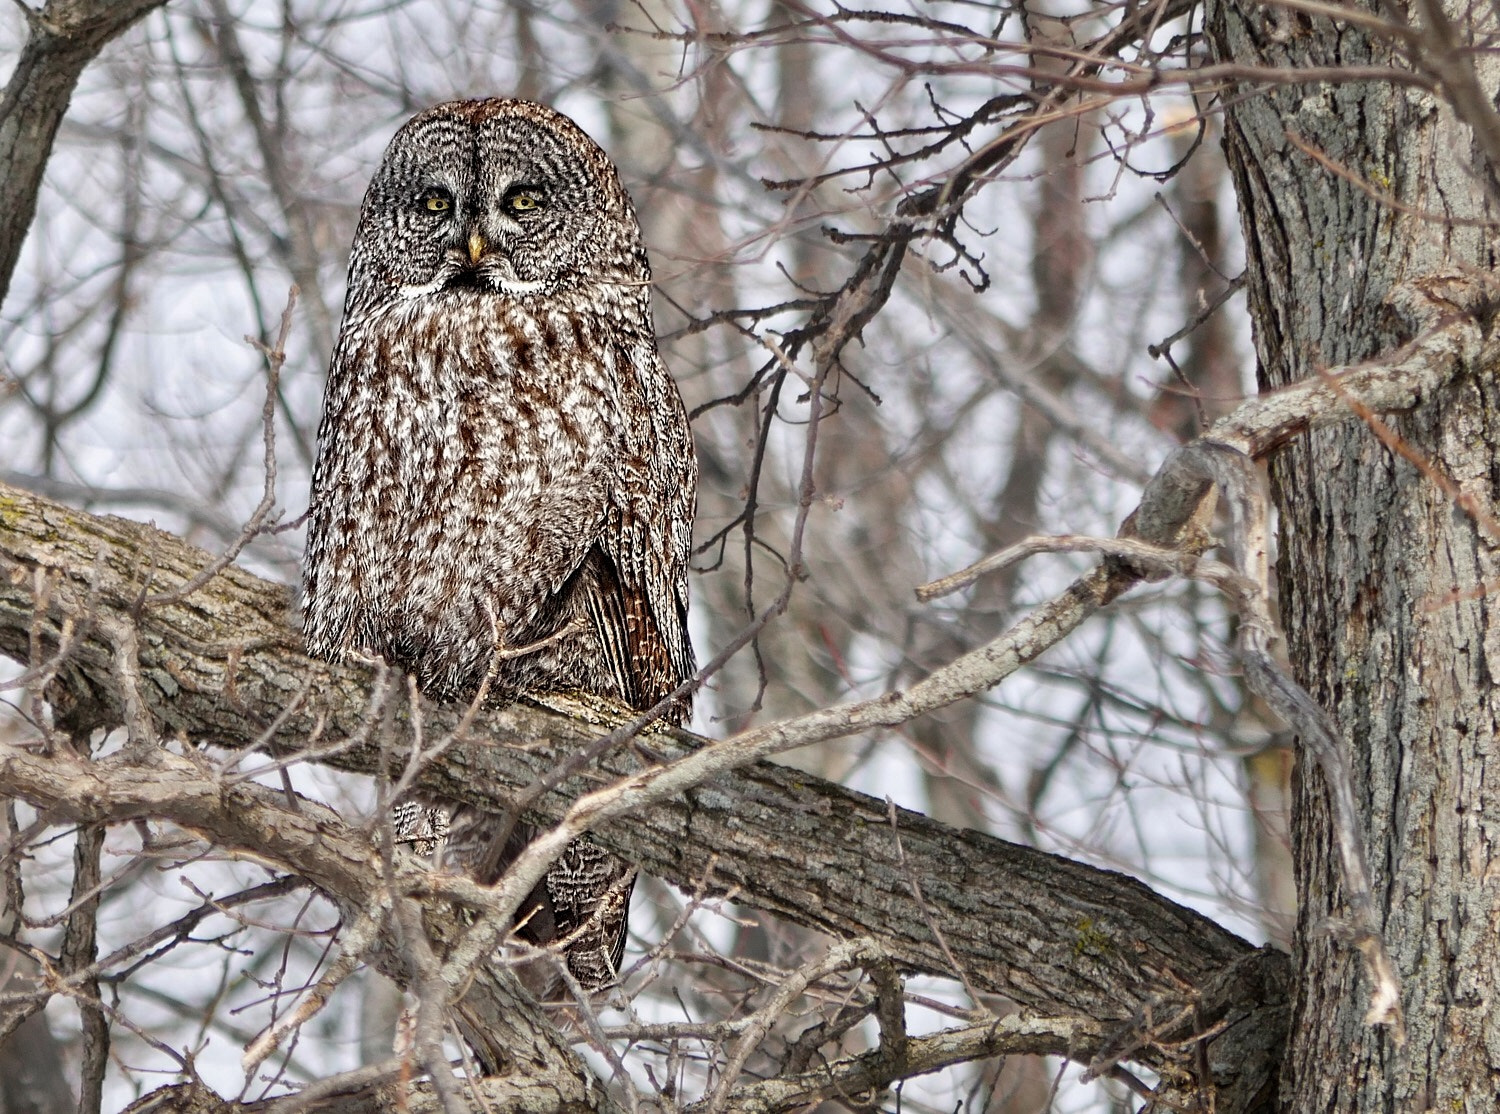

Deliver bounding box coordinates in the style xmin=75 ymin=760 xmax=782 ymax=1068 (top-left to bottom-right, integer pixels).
xmin=242 ymin=899 xmax=385 ymax=1075
xmin=145 ymin=286 xmax=296 ymax=608
xmin=704 ymin=937 xmax=880 ymax=1113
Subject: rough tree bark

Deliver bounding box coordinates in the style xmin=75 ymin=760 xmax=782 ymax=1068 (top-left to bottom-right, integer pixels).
xmin=1209 ymin=0 xmax=1500 ymax=1106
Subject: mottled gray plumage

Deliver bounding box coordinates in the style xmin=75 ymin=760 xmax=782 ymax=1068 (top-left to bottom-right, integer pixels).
xmin=302 ymin=99 xmax=695 ymax=989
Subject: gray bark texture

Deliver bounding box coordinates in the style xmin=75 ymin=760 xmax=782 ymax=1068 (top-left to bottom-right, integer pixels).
xmin=1209 ymin=0 xmax=1500 ymax=1106
xmin=0 ymin=0 xmax=167 ymax=310
xmin=0 ymin=482 xmax=1288 ymax=1109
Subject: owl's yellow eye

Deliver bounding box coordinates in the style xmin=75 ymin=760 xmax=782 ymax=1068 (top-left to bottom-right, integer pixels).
xmin=420 ymin=189 xmax=452 ymax=213
xmin=506 ymin=190 xmax=544 ymax=214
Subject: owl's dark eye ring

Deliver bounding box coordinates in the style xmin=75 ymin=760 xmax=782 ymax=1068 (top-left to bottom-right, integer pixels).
xmin=504 ymin=187 xmax=545 ymax=214
xmin=419 ymin=187 xmax=453 ymax=214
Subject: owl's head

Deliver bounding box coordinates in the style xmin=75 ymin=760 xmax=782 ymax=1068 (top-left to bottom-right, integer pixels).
xmin=344 ymin=99 xmax=648 ymax=315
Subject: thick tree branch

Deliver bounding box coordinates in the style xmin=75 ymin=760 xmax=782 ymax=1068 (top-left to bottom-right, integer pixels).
xmin=0 ymin=740 xmax=609 ymax=1112
xmin=0 ymin=480 xmax=1281 ymax=1100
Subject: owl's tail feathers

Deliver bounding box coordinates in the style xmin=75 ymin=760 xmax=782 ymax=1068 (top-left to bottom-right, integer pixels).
xmin=513 ymin=836 xmax=636 ymax=995
xmin=395 ymin=806 xmax=636 ymax=999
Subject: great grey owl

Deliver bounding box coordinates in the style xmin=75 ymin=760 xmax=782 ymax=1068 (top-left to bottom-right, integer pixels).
xmin=302 ymin=98 xmax=696 ymax=989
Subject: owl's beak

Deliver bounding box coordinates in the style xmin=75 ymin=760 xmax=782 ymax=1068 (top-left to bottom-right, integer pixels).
xmin=467 ymin=232 xmax=486 ymax=266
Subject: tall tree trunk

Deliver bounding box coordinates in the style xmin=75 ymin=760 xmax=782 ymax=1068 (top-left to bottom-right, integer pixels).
xmin=1209 ymin=0 xmax=1500 ymax=1105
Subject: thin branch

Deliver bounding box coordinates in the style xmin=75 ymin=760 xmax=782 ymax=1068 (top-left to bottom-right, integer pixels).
xmin=145 ymin=286 xmax=296 ymax=608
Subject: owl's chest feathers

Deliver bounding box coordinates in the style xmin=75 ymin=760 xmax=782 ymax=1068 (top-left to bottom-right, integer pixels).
xmin=332 ymin=297 xmax=634 ymax=496
xmin=307 ymin=294 xmax=654 ymax=688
